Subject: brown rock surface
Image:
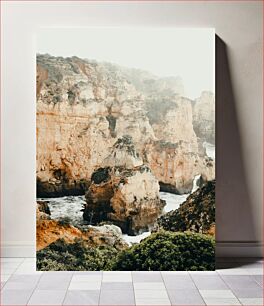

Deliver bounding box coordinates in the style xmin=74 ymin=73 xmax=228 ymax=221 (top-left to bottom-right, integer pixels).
xmin=83 ymin=136 xmax=165 ymax=235
xmin=37 ymin=215 xmax=128 ymax=251
xmin=36 ymin=54 xmax=215 ymax=197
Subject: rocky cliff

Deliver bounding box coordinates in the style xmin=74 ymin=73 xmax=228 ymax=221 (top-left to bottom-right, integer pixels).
xmin=37 ymin=54 xmax=215 ymax=197
xmin=83 ymin=136 xmax=165 ymax=235
xmin=157 ymin=180 xmax=215 ymax=235
xmin=192 ymin=91 xmax=215 ymax=144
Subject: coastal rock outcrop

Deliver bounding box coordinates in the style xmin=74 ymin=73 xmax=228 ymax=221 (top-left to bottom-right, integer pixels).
xmin=36 ymin=201 xmax=51 ymax=220
xmin=192 ymin=91 xmax=215 ymax=144
xmin=37 ymin=212 xmax=127 ymax=251
xmin=157 ymin=180 xmax=215 ymax=234
xmin=36 ymin=54 xmax=215 ymax=197
xmin=83 ymin=136 xmax=165 ymax=235
xmin=37 ymin=201 xmax=51 ymax=215
xmin=36 ymin=201 xmax=127 ymax=251
xmin=143 ymin=94 xmax=214 ymax=193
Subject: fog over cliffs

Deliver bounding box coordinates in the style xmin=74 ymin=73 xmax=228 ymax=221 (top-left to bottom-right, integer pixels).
xmin=36 ymin=54 xmax=215 ymax=198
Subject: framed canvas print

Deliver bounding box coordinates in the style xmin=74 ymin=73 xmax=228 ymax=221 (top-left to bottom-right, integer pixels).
xmin=36 ymin=28 xmax=215 ymax=271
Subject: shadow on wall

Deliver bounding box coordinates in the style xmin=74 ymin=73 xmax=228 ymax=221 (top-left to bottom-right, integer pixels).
xmin=215 ymin=35 xmax=259 ymax=264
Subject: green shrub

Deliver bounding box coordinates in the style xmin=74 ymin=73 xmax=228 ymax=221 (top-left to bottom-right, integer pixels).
xmin=37 ymin=238 xmax=119 ymax=271
xmin=112 ymin=231 xmax=215 ymax=271
xmin=37 ymin=232 xmax=215 ymax=271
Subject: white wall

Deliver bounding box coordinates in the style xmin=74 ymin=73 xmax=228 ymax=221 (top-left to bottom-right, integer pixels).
xmin=1 ymin=1 xmax=262 ymax=257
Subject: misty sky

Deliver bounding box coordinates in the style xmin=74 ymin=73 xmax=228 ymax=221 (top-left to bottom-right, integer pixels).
xmin=37 ymin=27 xmax=214 ymax=99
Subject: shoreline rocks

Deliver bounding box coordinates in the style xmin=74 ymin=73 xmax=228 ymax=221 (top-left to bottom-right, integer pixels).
xmin=37 ymin=178 xmax=89 ymax=198
xmin=36 ymin=202 xmax=128 ymax=251
xmin=157 ymin=180 xmax=215 ymax=235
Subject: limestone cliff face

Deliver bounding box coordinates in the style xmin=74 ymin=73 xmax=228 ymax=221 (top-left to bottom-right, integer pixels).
xmin=83 ymin=136 xmax=165 ymax=235
xmin=192 ymin=91 xmax=215 ymax=144
xmin=37 ymin=54 xmax=215 ymax=197
xmin=142 ymin=95 xmax=215 ymax=193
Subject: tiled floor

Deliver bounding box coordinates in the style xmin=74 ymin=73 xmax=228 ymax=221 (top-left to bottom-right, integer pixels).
xmin=0 ymin=258 xmax=263 ymax=305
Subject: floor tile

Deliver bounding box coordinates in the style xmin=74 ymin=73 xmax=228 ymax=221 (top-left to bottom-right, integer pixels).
xmin=252 ymin=275 xmax=263 ymax=287
xmin=103 ymin=271 xmax=131 ymax=275
xmin=191 ymin=275 xmax=229 ymax=290
xmin=217 ymin=268 xmax=249 ymax=275
xmin=1 ymin=262 xmax=21 ymax=269
xmin=3 ymin=281 xmax=38 ymax=291
xmin=221 ymin=275 xmax=261 ymax=289
xmin=1 ymin=288 xmax=33 ymax=305
xmin=37 ymin=273 xmax=72 ymax=290
xmin=245 ymin=268 xmax=263 ymax=275
xmin=134 ymin=282 xmax=166 ymax=290
xmin=239 ymin=298 xmax=264 ymax=305
xmin=14 ymin=262 xmax=42 ymax=275
xmin=1 ymin=275 xmax=11 ymax=282
xmin=135 ymin=289 xmax=169 ymax=299
xmin=162 ymin=275 xmax=196 ymax=289
xmin=135 ymin=298 xmax=171 ymax=305
xmin=71 ymin=274 xmax=102 ymax=282
xmin=8 ymin=274 xmax=41 ymax=283
xmin=203 ymin=298 xmax=241 ymax=305
xmin=27 ymin=289 xmax=66 ymax=305
xmin=231 ymin=287 xmax=263 ymax=298
xmin=167 ymin=289 xmax=205 ymax=305
xmin=68 ymin=281 xmax=101 ymax=290
xmin=99 ymin=289 xmax=135 ymax=305
xmin=162 ymin=271 xmax=189 ymax=275
xmin=0 ymin=257 xmax=263 ymax=306
xmin=2 ymin=267 xmax=18 ymax=274
xmin=132 ymin=271 xmax=162 ymax=282
xmin=103 ymin=271 xmax=132 ymax=282
xmin=74 ymin=271 xmax=102 ymax=275
xmin=101 ymin=281 xmax=133 ymax=290
xmin=42 ymin=271 xmax=73 ymax=276
xmin=189 ymin=271 xmax=218 ymax=275
xmin=0 ymin=258 xmax=25 ymax=263
xmin=63 ymin=290 xmax=100 ymax=305
xmin=199 ymin=289 xmax=237 ymax=298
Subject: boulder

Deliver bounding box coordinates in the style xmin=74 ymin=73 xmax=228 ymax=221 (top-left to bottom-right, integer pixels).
xmin=83 ymin=136 xmax=165 ymax=234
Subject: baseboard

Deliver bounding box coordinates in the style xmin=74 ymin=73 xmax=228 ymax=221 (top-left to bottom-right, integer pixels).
xmin=1 ymin=242 xmax=36 ymax=258
xmin=216 ymin=242 xmax=263 ymax=258
xmin=1 ymin=241 xmax=263 ymax=258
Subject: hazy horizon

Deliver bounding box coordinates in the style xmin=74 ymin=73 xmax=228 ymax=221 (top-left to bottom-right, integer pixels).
xmin=37 ymin=27 xmax=215 ymax=99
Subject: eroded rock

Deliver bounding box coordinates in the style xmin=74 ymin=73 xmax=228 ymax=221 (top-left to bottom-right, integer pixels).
xmin=36 ymin=54 xmax=215 ymax=197
xmin=83 ymin=136 xmax=165 ymax=234
xmin=36 ymin=203 xmax=127 ymax=251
